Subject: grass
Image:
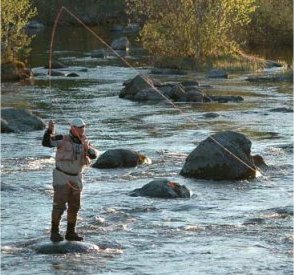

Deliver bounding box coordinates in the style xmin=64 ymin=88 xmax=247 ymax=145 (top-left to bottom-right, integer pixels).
xmin=153 ymin=51 xmax=289 ymax=73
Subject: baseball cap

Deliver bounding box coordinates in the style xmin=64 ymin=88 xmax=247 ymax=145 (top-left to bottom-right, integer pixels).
xmin=70 ymin=118 xmax=86 ymax=128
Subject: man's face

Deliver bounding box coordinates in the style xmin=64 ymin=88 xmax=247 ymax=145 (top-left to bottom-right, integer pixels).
xmin=71 ymin=126 xmax=85 ymax=138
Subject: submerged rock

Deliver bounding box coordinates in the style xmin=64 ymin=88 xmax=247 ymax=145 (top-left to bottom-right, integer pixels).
xmin=130 ymin=179 xmax=191 ymax=198
xmin=180 ymin=131 xmax=261 ymax=180
xmin=34 ymin=241 xmax=99 ymax=254
xmin=92 ymin=149 xmax=151 ymax=168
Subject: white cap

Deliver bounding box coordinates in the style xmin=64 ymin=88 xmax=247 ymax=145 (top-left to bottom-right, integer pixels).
xmin=70 ymin=118 xmax=86 ymax=128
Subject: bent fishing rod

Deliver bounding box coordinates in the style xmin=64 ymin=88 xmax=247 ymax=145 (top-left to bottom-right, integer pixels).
xmin=47 ymin=5 xmax=261 ymax=176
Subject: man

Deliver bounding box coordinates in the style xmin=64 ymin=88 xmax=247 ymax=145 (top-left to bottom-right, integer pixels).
xmin=42 ymin=118 xmax=97 ymax=242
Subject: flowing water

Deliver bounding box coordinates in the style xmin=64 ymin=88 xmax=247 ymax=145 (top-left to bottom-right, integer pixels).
xmin=1 ymin=26 xmax=293 ymax=274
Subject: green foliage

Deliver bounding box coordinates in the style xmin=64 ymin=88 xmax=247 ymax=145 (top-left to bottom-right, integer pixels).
xmin=125 ymin=0 xmax=256 ymax=62
xmin=1 ymin=0 xmax=37 ymax=63
xmin=247 ymin=0 xmax=293 ymax=46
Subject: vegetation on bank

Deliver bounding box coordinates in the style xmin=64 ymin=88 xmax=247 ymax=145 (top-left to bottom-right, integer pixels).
xmin=1 ymin=0 xmax=37 ymax=64
xmin=1 ymin=0 xmax=292 ymax=73
xmin=126 ymin=0 xmax=292 ymax=70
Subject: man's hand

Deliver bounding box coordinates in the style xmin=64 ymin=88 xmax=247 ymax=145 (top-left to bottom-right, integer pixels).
xmin=48 ymin=120 xmax=55 ymax=133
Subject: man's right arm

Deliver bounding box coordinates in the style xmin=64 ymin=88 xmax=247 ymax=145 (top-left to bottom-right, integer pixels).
xmin=42 ymin=120 xmax=63 ymax=148
xmin=42 ymin=130 xmax=63 ymax=147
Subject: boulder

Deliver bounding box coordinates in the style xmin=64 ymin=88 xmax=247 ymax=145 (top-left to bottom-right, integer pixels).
xmin=92 ymin=149 xmax=151 ymax=168
xmin=133 ymin=88 xmax=166 ymax=101
xmin=150 ymin=68 xmax=187 ymax=75
xmin=180 ymin=131 xmax=260 ymax=180
xmin=130 ymin=179 xmax=191 ymax=198
xmin=34 ymin=241 xmax=99 ymax=254
xmin=1 ymin=62 xmax=32 ymax=82
xmin=111 ymin=36 xmax=130 ymax=51
xmin=208 ymin=95 xmax=244 ymax=103
xmin=44 ymin=61 xmax=66 ymax=69
xmin=207 ymin=69 xmax=228 ymax=79
xmin=119 ymin=75 xmax=245 ymax=105
xmin=1 ymin=108 xmax=45 ymax=133
xmin=119 ymin=74 xmax=162 ymax=100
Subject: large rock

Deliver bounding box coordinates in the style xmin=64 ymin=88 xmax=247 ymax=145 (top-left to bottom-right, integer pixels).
xmin=129 ymin=179 xmax=191 ymax=198
xmin=180 ymin=131 xmax=260 ymax=180
xmin=34 ymin=241 xmax=99 ymax=254
xmin=207 ymin=69 xmax=228 ymax=79
xmin=111 ymin=36 xmax=130 ymax=51
xmin=1 ymin=62 xmax=32 ymax=82
xmin=1 ymin=108 xmax=45 ymax=133
xmin=119 ymin=74 xmax=162 ymax=100
xmin=92 ymin=149 xmax=151 ymax=168
xmin=120 ymin=75 xmax=242 ymax=104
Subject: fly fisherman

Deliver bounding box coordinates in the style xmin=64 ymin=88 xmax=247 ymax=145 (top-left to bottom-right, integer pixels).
xmin=42 ymin=118 xmax=98 ymax=242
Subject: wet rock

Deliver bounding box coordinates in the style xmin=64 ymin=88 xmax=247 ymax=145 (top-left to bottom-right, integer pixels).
xmin=26 ymin=20 xmax=44 ymax=30
xmin=252 ymin=154 xmax=268 ymax=170
xmin=25 ymin=20 xmax=44 ymax=35
xmin=243 ymin=218 xmax=266 ymax=225
xmin=180 ymin=131 xmax=259 ymax=180
xmin=66 ymin=72 xmax=79 ymax=77
xmin=1 ymin=62 xmax=32 ymax=82
xmin=207 ymin=69 xmax=228 ymax=79
xmin=1 ymin=182 xmax=17 ymax=191
xmin=111 ymin=36 xmax=130 ymax=51
xmin=203 ymin=112 xmax=219 ymax=119
xmin=1 ymin=108 xmax=45 ymax=133
xmin=91 ymin=49 xmax=105 ymax=58
xmin=119 ymin=74 xmax=162 ymax=100
xmin=124 ymin=23 xmax=140 ymax=33
xmin=110 ymin=24 xmax=124 ymax=32
xmin=246 ymin=71 xmax=293 ymax=82
xmin=130 ymin=179 xmax=191 ymax=198
xmin=269 ymin=107 xmax=293 ymax=113
xmin=48 ymin=70 xmax=65 ymax=76
xmin=209 ymin=95 xmax=244 ymax=103
xmin=180 ymin=80 xmax=199 ymax=87
xmin=92 ymin=149 xmax=151 ymax=168
xmin=150 ymin=68 xmax=187 ymax=75
xmin=34 ymin=241 xmax=99 ymax=254
xmin=177 ymin=90 xmax=206 ymax=103
xmin=264 ymin=60 xmax=283 ymax=68
xmin=133 ymin=88 xmax=166 ymax=101
xmin=44 ymin=61 xmax=66 ymax=69
xmin=120 ymin=74 xmax=243 ymax=104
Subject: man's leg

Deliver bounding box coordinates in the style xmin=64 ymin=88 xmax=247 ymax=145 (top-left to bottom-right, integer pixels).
xmin=51 ymin=184 xmax=67 ymax=242
xmin=65 ymin=183 xmax=83 ymax=241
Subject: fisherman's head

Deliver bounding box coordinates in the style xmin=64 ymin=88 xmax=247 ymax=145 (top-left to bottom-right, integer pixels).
xmin=70 ymin=118 xmax=86 ymax=137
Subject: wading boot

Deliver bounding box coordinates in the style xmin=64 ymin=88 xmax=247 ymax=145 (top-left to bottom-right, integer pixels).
xmin=65 ymin=223 xmax=83 ymax=241
xmin=50 ymin=223 xmax=64 ymax=242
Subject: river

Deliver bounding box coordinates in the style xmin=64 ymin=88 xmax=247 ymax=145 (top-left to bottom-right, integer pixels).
xmin=1 ymin=26 xmax=293 ymax=275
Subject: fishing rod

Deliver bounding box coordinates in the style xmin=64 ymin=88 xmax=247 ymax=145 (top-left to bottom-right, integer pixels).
xmin=48 ymin=5 xmax=261 ymax=176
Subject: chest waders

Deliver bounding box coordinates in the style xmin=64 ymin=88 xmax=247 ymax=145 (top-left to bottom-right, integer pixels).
xmin=50 ymin=136 xmax=87 ymax=242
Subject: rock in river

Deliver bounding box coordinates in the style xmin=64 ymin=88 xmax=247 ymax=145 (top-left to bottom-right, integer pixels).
xmin=180 ymin=131 xmax=262 ymax=180
xmin=1 ymin=108 xmax=45 ymax=133
xmin=34 ymin=241 xmax=100 ymax=254
xmin=130 ymin=179 xmax=191 ymax=198
xmin=92 ymin=149 xmax=151 ymax=168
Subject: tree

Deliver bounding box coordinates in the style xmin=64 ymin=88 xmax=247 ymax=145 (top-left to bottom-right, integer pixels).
xmin=125 ymin=0 xmax=256 ymax=62
xmin=1 ymin=0 xmax=37 ymax=63
xmin=247 ymin=0 xmax=293 ymax=46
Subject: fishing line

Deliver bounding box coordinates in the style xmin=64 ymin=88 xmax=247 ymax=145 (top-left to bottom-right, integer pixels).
xmin=47 ymin=5 xmax=260 ymax=175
